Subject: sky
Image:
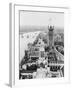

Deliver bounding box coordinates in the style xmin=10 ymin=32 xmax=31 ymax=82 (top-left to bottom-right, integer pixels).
xmin=20 ymin=11 xmax=64 ymax=29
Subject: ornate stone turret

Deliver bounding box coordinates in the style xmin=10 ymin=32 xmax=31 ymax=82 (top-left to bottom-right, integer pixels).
xmin=48 ymin=25 xmax=54 ymax=47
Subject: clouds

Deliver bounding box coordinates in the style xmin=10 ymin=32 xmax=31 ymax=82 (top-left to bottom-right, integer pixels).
xmin=20 ymin=11 xmax=64 ymax=29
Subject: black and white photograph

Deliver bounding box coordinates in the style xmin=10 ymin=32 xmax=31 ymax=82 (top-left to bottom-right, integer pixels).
xmin=19 ymin=10 xmax=64 ymax=79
